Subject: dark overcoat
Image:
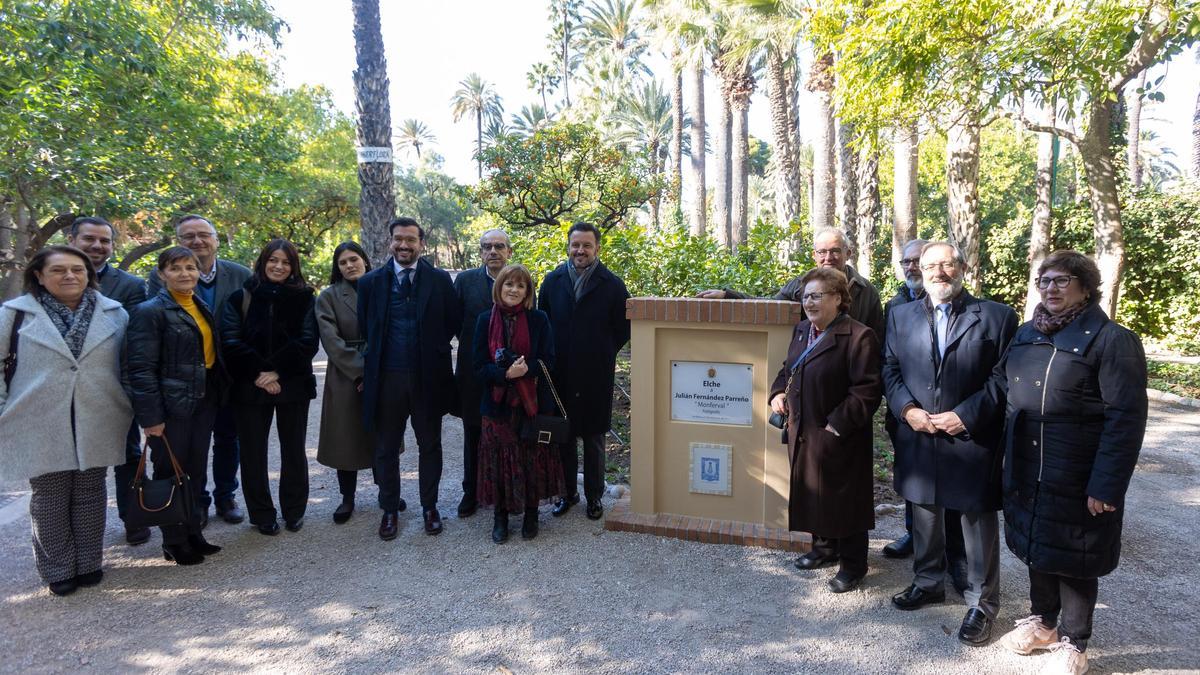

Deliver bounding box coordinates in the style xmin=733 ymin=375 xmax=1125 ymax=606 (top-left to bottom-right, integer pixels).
xmin=991 ymin=303 xmax=1147 ymax=579
xmin=220 ymin=281 xmax=318 ymax=405
xmin=882 ymin=291 xmax=1018 ymax=513
xmin=537 ymin=261 xmax=631 ymax=437
xmin=98 ymin=265 xmax=147 ymax=311
xmin=149 ymin=258 xmax=250 ymax=321
xmin=883 ymin=286 xmax=923 ymax=439
xmin=471 ymin=308 xmax=557 ymax=419
xmin=454 ymin=266 xmax=495 ymax=427
xmin=727 ymin=264 xmax=885 ymax=339
xmin=769 ymin=316 xmax=882 ymax=538
xmin=315 ymin=280 xmax=374 ymax=470
xmin=357 ymin=257 xmax=462 ymax=432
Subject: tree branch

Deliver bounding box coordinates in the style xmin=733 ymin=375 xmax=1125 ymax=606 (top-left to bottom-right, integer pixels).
xmin=1109 ymin=4 xmax=1174 ymax=92
xmin=117 ymin=235 xmax=172 ymax=270
xmin=1004 ymin=109 xmax=1080 ymax=145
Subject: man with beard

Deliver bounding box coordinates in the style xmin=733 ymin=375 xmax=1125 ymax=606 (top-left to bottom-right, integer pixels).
xmin=883 ymin=241 xmax=1017 ymax=646
xmin=538 ymin=222 xmax=631 ymax=520
xmin=696 ymin=228 xmax=884 ymax=339
xmin=358 ymin=217 xmax=461 ymax=539
xmin=880 ymin=240 xmax=969 ymax=597
xmin=453 ymin=229 xmax=513 ymax=518
xmin=66 ymin=216 xmax=149 ymax=546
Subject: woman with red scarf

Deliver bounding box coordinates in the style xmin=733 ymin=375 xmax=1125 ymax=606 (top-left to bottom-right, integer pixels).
xmin=472 ymin=264 xmax=565 ymax=543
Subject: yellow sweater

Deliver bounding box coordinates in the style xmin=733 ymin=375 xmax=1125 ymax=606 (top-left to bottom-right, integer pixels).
xmin=171 ymin=290 xmax=216 ymax=368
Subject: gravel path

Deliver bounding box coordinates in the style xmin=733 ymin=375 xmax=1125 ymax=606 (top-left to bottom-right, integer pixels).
xmin=1 ymin=356 xmax=1197 ymax=674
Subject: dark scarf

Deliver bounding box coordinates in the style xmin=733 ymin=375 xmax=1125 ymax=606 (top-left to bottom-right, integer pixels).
xmin=39 ymin=288 xmax=98 ymax=358
xmin=566 ymin=260 xmax=597 ymax=300
xmin=487 ymin=302 xmax=538 ymax=417
xmin=1033 ymin=301 xmax=1089 ymax=336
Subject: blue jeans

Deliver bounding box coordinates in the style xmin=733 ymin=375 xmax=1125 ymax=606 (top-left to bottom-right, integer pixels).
xmin=203 ymin=404 xmax=240 ymax=508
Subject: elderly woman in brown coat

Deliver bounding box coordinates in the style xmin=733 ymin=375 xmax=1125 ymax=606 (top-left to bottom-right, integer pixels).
xmin=769 ymin=267 xmax=882 ymax=593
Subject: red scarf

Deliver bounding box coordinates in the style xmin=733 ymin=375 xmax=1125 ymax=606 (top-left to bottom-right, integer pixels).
xmin=487 ymin=302 xmax=538 ymax=418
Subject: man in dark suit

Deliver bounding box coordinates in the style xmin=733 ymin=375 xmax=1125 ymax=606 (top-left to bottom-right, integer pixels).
xmin=452 ymin=228 xmax=512 ymax=518
xmin=883 ymin=241 xmax=1018 ymax=647
xmin=697 ymin=227 xmax=884 ymax=338
xmin=358 ymin=217 xmax=462 ymax=540
xmin=67 ymin=216 xmax=149 ymax=545
xmin=880 ymin=238 xmax=969 ymax=595
xmin=538 ymin=222 xmax=630 ymax=520
xmin=147 ymin=214 xmax=251 ymax=527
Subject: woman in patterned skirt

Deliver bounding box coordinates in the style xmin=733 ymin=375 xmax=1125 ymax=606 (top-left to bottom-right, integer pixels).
xmin=472 ymin=264 xmax=564 ymax=543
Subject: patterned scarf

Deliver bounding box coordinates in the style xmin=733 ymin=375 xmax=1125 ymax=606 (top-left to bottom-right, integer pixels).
xmin=566 ymin=260 xmax=597 ymax=300
xmin=487 ymin=302 xmax=538 ymax=418
xmin=1032 ymin=301 xmax=1088 ymax=336
xmin=39 ymin=288 xmax=97 ymax=358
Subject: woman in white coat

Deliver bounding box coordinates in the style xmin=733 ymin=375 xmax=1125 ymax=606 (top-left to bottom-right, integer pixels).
xmin=0 ymin=245 xmax=133 ymax=596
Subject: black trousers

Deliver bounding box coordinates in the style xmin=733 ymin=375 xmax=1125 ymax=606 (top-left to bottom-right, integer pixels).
xmin=559 ymin=433 xmax=605 ymax=502
xmin=1029 ymin=568 xmax=1099 ymax=651
xmin=111 ymin=421 xmax=142 ymax=522
xmin=336 ymin=470 xmax=359 ymax=498
xmin=235 ymin=400 xmax=311 ymax=526
xmin=812 ymin=531 xmax=868 ymax=577
xmin=461 ymin=421 xmax=481 ymax=504
xmin=152 ymin=390 xmax=219 ymax=545
xmin=374 ymin=370 xmax=442 ymax=512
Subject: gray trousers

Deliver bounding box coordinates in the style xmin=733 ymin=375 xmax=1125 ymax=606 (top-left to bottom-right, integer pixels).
xmin=912 ymin=502 xmax=1000 ymax=618
xmin=28 ymin=467 xmax=108 ymax=584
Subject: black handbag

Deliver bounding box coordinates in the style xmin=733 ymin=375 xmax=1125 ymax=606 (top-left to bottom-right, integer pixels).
xmin=124 ymin=436 xmax=195 ymax=529
xmin=520 ymin=359 xmax=571 ymax=445
xmin=3 ymin=311 xmax=24 ymax=387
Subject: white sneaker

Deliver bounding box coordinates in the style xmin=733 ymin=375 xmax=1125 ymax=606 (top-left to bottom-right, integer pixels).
xmin=1000 ymin=615 xmax=1059 ymax=654
xmin=1041 ymin=637 xmax=1089 ymax=675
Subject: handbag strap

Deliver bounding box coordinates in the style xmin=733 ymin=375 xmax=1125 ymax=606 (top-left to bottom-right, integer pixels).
xmin=3 ymin=310 xmax=24 ymax=387
xmin=536 ymin=359 xmax=569 ymax=421
xmin=133 ymin=435 xmax=187 ymax=486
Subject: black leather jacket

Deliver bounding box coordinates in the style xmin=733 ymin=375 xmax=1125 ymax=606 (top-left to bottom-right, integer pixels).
xmin=126 ymin=289 xmax=225 ymax=427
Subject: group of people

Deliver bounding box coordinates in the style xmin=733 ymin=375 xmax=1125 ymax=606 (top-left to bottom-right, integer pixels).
xmin=744 ymin=229 xmax=1146 ymax=675
xmin=0 ymin=215 xmax=631 ymax=592
xmin=0 ymin=214 xmax=1146 ymax=674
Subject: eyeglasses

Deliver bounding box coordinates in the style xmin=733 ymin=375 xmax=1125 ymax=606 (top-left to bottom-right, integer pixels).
xmin=801 ymin=292 xmax=828 ymax=303
xmin=1036 ymin=275 xmax=1078 ymax=290
xmin=179 ymin=232 xmax=215 ymax=242
xmin=920 ymin=261 xmax=958 ymax=272
xmin=814 ymin=248 xmax=844 ymax=257
xmin=480 ymin=243 xmax=508 ymax=251
xmin=900 ymin=257 xmax=921 ymax=267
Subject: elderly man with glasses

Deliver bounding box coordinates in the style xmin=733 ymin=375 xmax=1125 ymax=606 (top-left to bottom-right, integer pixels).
xmin=882 ymin=241 xmax=1018 ymax=647
xmin=697 ymin=228 xmax=884 ymax=339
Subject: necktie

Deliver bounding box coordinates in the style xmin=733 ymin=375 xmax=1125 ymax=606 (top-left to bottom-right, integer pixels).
xmin=397 ymin=268 xmax=413 ymax=299
xmin=936 ymin=303 xmax=951 ymax=357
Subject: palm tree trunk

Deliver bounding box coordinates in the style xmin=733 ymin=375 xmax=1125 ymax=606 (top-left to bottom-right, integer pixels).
xmin=1192 ymin=79 xmax=1200 ymax=178
xmin=1080 ymin=100 xmax=1126 ymax=317
xmin=892 ymin=122 xmax=919 ymax=270
xmin=1025 ymin=106 xmax=1057 ymax=320
xmin=946 ymin=110 xmax=982 ymax=294
xmin=731 ymin=66 xmax=752 ymax=248
xmin=649 ymin=140 xmax=662 ymax=229
xmin=1127 ymin=70 xmax=1146 ymax=190
xmin=855 ymin=148 xmax=880 ymax=275
xmin=807 ymin=53 xmax=836 ymax=235
xmin=766 ymin=51 xmax=798 ymax=228
xmin=351 ymin=0 xmax=396 ymax=266
xmin=689 ymin=60 xmax=706 ymax=237
xmin=475 ymin=109 xmax=483 ymax=180
xmin=836 ymin=119 xmax=858 ymax=245
xmin=561 ymin=1 xmax=571 ymax=108
xmin=713 ymin=55 xmax=732 ymax=248
xmin=670 ymin=66 xmax=684 ymax=221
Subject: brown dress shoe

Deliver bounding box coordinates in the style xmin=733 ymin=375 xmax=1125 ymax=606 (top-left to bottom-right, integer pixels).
xmin=379 ymin=511 xmax=399 ymax=541
xmin=423 ymin=508 xmax=443 ymax=535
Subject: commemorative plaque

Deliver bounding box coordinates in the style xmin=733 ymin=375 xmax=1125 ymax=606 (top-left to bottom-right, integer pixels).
xmin=670 ymin=361 xmax=753 ymax=426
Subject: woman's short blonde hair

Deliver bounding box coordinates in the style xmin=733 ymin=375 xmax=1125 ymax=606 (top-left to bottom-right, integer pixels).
xmin=492 ymin=264 xmax=535 ymax=310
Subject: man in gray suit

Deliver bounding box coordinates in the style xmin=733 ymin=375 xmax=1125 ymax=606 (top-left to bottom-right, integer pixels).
xmin=147 ymin=214 xmax=251 ymax=527
xmin=883 ymin=241 xmax=1018 ymax=646
xmin=452 ymin=229 xmax=512 ymax=517
xmin=67 ymin=216 xmax=149 ymax=545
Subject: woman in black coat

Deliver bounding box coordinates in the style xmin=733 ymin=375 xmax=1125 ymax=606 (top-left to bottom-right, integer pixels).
xmin=473 ymin=264 xmax=564 ymax=543
xmin=127 ymin=247 xmax=227 ymax=565
xmin=987 ymin=251 xmax=1147 ymax=673
xmin=221 ymin=239 xmax=319 ymax=536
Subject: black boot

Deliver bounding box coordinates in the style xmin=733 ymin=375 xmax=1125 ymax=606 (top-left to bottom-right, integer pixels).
xmin=162 ymin=543 xmax=205 ymax=566
xmin=522 ymin=510 xmax=539 ymax=540
xmin=188 ymin=534 xmax=222 ymax=555
xmin=492 ymin=509 xmax=509 ymax=544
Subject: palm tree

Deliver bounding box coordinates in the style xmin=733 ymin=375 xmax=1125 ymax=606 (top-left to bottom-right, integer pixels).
xmin=526 ymin=62 xmax=560 ymax=111
xmin=351 ymin=0 xmax=395 ymax=264
xmin=548 ymin=0 xmax=584 ymax=108
xmin=806 ymin=51 xmax=836 ymax=235
xmin=511 ymin=104 xmax=553 ymax=137
xmin=395 ymin=119 xmax=435 ymax=161
xmin=613 ymin=80 xmax=674 ymax=228
xmin=1193 ymin=48 xmax=1200 ymax=179
xmin=482 ymin=116 xmax=510 ymax=147
xmin=450 ymin=73 xmax=504 ymax=180
xmin=580 ymin=0 xmax=651 ymax=100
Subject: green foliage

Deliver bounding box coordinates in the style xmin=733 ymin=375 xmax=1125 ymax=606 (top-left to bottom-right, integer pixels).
xmin=395 ymin=155 xmax=480 ymax=269
xmin=474 ymin=121 xmax=660 ymax=230
xmin=1147 ymin=360 xmax=1200 ymax=397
